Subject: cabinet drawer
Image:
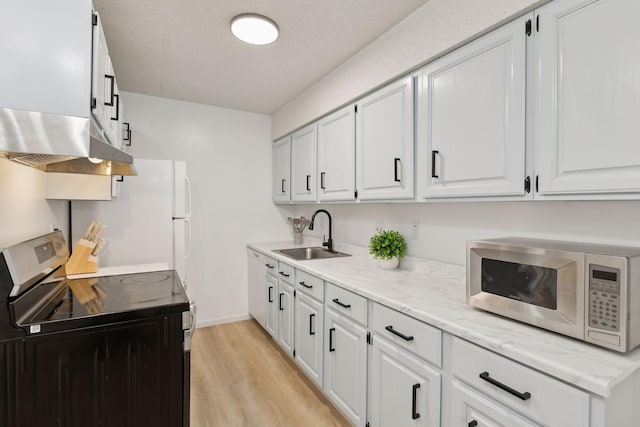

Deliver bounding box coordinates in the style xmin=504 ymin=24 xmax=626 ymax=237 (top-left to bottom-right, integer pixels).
xmin=295 ymin=269 xmax=324 ymax=302
xmin=276 ymin=261 xmax=294 ymax=284
xmin=265 ymin=256 xmax=278 ymax=276
xmin=325 ymin=282 xmax=367 ymax=326
xmin=372 ymin=303 xmax=441 ymax=368
xmin=451 ymin=338 xmax=589 ymax=427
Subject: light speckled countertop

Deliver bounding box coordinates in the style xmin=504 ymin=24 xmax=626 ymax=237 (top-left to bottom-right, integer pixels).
xmin=248 ymin=239 xmax=640 ymax=398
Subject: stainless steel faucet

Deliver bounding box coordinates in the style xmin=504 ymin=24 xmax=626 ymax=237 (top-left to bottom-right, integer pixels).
xmin=308 ymin=209 xmax=333 ymax=252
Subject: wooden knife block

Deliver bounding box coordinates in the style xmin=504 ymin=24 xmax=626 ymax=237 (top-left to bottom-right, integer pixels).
xmin=65 ymin=239 xmax=99 ymax=275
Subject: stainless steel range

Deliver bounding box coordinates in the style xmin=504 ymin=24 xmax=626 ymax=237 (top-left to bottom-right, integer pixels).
xmin=0 ymin=231 xmax=195 ymax=426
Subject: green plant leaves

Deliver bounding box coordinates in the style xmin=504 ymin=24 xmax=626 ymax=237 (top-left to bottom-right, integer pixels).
xmin=368 ymin=229 xmax=407 ymax=260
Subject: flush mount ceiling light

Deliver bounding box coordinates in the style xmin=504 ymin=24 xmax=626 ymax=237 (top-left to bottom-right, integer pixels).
xmin=230 ymin=13 xmax=279 ymax=45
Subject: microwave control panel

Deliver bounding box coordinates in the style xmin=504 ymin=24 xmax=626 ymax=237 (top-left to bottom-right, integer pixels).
xmin=588 ymin=264 xmax=620 ymax=332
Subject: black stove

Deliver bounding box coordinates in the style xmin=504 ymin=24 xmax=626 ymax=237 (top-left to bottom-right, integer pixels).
xmin=0 ymin=231 xmax=193 ymax=427
xmin=13 ymin=270 xmax=188 ymax=331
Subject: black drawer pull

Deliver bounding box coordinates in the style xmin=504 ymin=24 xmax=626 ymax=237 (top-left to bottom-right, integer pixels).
xmin=412 ymin=383 xmax=420 ymax=420
xmin=468 ymin=421 xmax=478 ymax=427
xmin=385 ymin=325 xmax=414 ymax=341
xmin=306 ymin=174 xmax=311 ymax=191
xmin=320 ymin=172 xmax=326 ymax=190
xmin=309 ymin=313 xmax=315 ymax=336
xmin=394 ymin=157 xmax=401 ymax=182
xmin=281 ymin=178 xmax=286 ymax=193
xmin=329 ymin=327 xmax=335 ymax=352
xmin=332 ymin=298 xmax=351 ymax=308
xmin=479 ymin=371 xmax=531 ymax=401
xmin=265 ymin=264 xmax=274 ymax=269
xmin=279 ymin=271 xmax=290 ymax=277
xmin=279 ymin=293 xmax=284 ymax=311
xmin=299 ymin=281 xmax=313 ymax=289
xmin=431 ymin=150 xmax=439 ymax=178
xmin=268 ymin=286 xmax=273 ymax=303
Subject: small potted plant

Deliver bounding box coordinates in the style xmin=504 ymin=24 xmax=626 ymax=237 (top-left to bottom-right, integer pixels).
xmin=368 ymin=229 xmax=407 ymax=270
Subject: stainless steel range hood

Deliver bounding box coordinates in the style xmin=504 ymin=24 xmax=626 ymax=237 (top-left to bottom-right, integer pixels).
xmin=0 ymin=108 xmax=135 ymax=176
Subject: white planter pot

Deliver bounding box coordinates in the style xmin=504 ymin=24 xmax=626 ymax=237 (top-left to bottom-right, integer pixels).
xmin=378 ymin=257 xmax=399 ymax=270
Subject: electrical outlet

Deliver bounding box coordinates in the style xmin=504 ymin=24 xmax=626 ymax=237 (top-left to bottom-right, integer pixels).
xmin=411 ymin=223 xmax=419 ymax=241
xmin=375 ymin=222 xmax=384 ymax=232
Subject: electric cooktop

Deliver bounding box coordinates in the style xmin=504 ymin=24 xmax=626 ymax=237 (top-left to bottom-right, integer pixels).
xmin=11 ymin=270 xmax=189 ymax=334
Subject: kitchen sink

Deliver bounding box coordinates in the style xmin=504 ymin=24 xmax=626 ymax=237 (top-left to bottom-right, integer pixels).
xmin=274 ymin=247 xmax=351 ymax=261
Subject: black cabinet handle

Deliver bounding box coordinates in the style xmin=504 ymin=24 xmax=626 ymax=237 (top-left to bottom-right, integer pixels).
xmin=306 ymin=175 xmax=311 ymax=191
xmin=116 ymin=176 xmax=124 ymax=182
xmin=468 ymin=421 xmax=478 ymax=427
xmin=268 ymin=286 xmax=273 ymax=302
xmin=279 ymin=271 xmax=290 ymax=277
xmin=320 ymin=172 xmax=326 ymax=190
xmin=394 ymin=157 xmax=401 ymax=182
xmin=479 ymin=372 xmax=531 ymax=401
xmin=299 ymin=281 xmax=313 ymax=289
xmin=385 ymin=325 xmax=414 ymax=341
xmin=431 ymin=150 xmax=439 ymax=178
xmin=281 ymin=179 xmax=286 ymax=193
xmin=265 ymin=264 xmax=275 ymax=269
xmin=105 ymin=74 xmax=115 ymax=106
xmin=123 ymin=122 xmax=132 ymax=146
xmin=111 ymin=94 xmax=120 ymax=120
xmin=329 ymin=327 xmax=335 ymax=352
xmin=412 ymin=383 xmax=420 ymax=420
xmin=279 ymin=293 xmax=284 ymax=311
xmin=309 ymin=313 xmax=315 ymax=335
xmin=332 ymin=298 xmax=351 ymax=308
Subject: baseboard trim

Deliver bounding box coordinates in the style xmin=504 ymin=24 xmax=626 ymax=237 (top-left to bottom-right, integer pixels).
xmin=196 ymin=314 xmax=252 ymax=328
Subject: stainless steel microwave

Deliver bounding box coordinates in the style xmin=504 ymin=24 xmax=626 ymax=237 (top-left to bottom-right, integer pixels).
xmin=467 ymin=237 xmax=640 ymax=352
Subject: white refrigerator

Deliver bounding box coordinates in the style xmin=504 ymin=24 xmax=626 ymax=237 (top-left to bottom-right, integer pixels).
xmin=71 ymin=159 xmax=192 ymax=288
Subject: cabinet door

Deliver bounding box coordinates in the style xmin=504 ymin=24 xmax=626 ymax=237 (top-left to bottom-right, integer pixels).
xmin=291 ymin=124 xmax=317 ymax=202
xmin=419 ymin=16 xmax=528 ymax=199
xmin=318 ymin=105 xmax=356 ymax=201
xmin=368 ymin=335 xmax=441 ymax=427
xmin=91 ymin=12 xmax=111 ymax=132
xmin=323 ymin=307 xmax=367 ymax=426
xmin=277 ymin=280 xmax=294 ymax=355
xmin=294 ymin=292 xmax=324 ymax=387
xmin=535 ymin=0 xmax=640 ymax=197
xmin=449 ymin=380 xmax=538 ymax=427
xmin=356 ymin=77 xmax=415 ymax=200
xmin=272 ymin=137 xmax=291 ymax=203
xmin=247 ymin=249 xmax=266 ymax=329
xmin=265 ymin=274 xmax=278 ymax=337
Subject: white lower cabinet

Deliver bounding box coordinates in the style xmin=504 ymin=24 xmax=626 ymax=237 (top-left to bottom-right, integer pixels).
xmin=265 ymin=273 xmax=278 ymax=337
xmin=323 ymin=307 xmax=368 ymax=426
xmin=294 ymin=291 xmax=324 ymax=387
xmin=449 ymin=380 xmax=538 ymax=427
xmin=277 ymin=280 xmax=294 ymax=356
xmin=247 ymin=249 xmax=266 ymax=329
xmin=368 ymin=335 xmax=441 ymax=427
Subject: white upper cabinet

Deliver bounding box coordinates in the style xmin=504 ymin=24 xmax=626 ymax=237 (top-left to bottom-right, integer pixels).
xmin=291 ymin=124 xmax=317 ymax=202
xmin=356 ymin=77 xmax=415 ymax=200
xmin=419 ymin=15 xmax=528 ymax=199
xmin=92 ymin=12 xmax=112 ymax=133
xmin=317 ymin=105 xmax=356 ymax=202
xmin=272 ymin=137 xmax=291 ymax=203
xmin=534 ymin=0 xmax=640 ymax=197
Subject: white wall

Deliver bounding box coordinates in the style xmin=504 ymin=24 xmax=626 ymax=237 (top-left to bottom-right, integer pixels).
xmin=272 ymin=0 xmax=545 ymax=139
xmin=120 ymin=92 xmax=290 ymax=327
xmin=289 ymin=201 xmax=640 ymax=266
xmin=0 ymin=158 xmax=68 ymax=246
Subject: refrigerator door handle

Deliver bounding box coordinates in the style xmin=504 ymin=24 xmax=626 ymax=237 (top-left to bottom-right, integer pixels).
xmin=184 ymin=218 xmax=191 ymax=259
xmin=185 ymin=176 xmax=192 ymax=218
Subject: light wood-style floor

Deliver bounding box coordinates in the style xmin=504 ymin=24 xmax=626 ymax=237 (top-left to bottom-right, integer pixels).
xmin=190 ymin=320 xmax=351 ymax=427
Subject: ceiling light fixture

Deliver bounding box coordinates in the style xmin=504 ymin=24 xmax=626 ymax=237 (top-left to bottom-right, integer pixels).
xmin=230 ymin=13 xmax=279 ymax=45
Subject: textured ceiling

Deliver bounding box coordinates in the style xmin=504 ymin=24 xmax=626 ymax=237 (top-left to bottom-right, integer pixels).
xmin=93 ymin=0 xmax=428 ymax=114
